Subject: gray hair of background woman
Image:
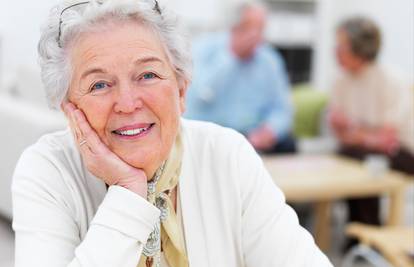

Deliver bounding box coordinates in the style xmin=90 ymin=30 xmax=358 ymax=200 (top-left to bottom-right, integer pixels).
xmin=38 ymin=0 xmax=192 ymax=109
xmin=338 ymin=16 xmax=382 ymax=63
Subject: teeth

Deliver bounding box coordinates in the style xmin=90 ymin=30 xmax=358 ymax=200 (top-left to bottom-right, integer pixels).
xmin=117 ymin=126 xmax=150 ymax=136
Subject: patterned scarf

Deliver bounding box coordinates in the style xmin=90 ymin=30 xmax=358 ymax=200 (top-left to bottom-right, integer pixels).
xmin=137 ymin=131 xmax=189 ymax=267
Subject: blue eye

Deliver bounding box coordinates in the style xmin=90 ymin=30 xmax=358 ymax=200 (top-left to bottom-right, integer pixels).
xmin=91 ymin=82 xmax=108 ymax=91
xmin=143 ymin=73 xmax=156 ymax=80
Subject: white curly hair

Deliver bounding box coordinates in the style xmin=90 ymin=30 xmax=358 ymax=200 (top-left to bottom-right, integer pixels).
xmin=38 ymin=0 xmax=192 ymax=109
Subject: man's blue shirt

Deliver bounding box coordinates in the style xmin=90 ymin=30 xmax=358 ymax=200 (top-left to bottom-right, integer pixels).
xmin=185 ymin=33 xmax=293 ymax=139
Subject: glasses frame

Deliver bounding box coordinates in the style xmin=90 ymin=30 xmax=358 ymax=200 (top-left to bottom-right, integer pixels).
xmin=57 ymin=0 xmax=162 ymax=48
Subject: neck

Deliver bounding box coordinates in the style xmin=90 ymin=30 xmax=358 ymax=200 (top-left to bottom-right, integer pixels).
xmin=348 ymin=61 xmax=372 ymax=76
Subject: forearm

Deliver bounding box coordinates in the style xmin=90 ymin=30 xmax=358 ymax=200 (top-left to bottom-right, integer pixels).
xmin=191 ymin=57 xmax=236 ymax=104
xmin=265 ymin=108 xmax=293 ymax=140
xmin=336 ymin=127 xmax=365 ymax=146
xmin=14 ymin=186 xmax=159 ymax=267
xmin=338 ymin=125 xmax=399 ymax=152
xmin=72 ymin=186 xmax=159 ymax=266
xmin=265 ymin=79 xmax=293 ymax=139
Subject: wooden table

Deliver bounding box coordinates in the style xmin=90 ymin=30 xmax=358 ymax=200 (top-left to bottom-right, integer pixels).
xmin=262 ymin=154 xmax=412 ymax=251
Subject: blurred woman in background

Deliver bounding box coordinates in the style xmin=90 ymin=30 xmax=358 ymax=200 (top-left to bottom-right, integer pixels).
xmin=329 ymin=16 xmax=414 ymax=247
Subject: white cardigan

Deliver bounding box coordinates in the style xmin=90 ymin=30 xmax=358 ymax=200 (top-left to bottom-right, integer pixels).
xmin=12 ymin=119 xmax=332 ymax=267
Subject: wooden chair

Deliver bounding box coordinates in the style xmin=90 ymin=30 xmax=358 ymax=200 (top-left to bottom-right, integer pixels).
xmin=343 ymin=223 xmax=414 ymax=267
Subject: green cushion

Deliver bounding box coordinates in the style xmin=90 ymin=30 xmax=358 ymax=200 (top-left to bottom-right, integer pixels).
xmin=292 ymin=84 xmax=328 ymax=138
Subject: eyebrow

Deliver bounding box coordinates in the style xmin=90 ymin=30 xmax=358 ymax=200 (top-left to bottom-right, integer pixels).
xmin=80 ymin=56 xmax=165 ymax=80
xmin=134 ymin=56 xmax=164 ymax=66
xmin=81 ymin=68 xmax=107 ymax=80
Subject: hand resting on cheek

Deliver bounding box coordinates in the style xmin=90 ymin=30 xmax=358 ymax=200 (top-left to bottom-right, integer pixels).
xmin=63 ymin=101 xmax=148 ymax=198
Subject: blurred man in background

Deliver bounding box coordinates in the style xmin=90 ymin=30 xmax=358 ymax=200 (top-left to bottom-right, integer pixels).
xmin=329 ymin=16 xmax=414 ymax=248
xmin=185 ymin=2 xmax=296 ymax=154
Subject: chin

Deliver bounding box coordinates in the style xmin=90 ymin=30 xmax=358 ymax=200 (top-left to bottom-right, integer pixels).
xmin=118 ymin=147 xmax=160 ymax=177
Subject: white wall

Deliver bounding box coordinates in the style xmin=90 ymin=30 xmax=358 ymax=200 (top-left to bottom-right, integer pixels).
xmin=0 ymin=0 xmax=233 ymax=87
xmin=1 ymin=0 xmax=413 ymax=90
xmin=167 ymin=0 xmax=232 ymax=32
xmin=0 ymin=0 xmax=57 ymax=86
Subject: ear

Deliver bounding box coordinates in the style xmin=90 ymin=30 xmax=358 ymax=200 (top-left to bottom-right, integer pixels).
xmin=177 ymin=77 xmax=189 ymax=114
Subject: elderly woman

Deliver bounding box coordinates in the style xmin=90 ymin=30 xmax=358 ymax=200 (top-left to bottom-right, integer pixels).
xmin=12 ymin=1 xmax=332 ymax=266
xmin=331 ymin=17 xmax=413 ymax=164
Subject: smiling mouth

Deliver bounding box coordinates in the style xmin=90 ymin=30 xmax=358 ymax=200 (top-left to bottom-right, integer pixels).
xmin=112 ymin=123 xmax=155 ymax=137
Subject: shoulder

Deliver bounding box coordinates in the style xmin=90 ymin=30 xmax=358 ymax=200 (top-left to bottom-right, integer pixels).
xmin=194 ymin=32 xmax=228 ymax=47
xmin=193 ymin=33 xmax=228 ymax=54
xmin=191 ymin=33 xmax=233 ymax=67
xmin=181 ymin=118 xmax=261 ymax=180
xmin=12 ymin=128 xmax=83 ymax=199
xmin=181 ymin=118 xmax=247 ymax=151
xmin=256 ymin=44 xmax=285 ymax=69
xmin=16 ymin=128 xmax=78 ymax=169
xmin=376 ymin=65 xmax=410 ymax=89
xmin=180 ymin=119 xmax=282 ymax=212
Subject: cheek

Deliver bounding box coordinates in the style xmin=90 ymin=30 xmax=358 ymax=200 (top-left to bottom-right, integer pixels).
xmin=150 ymin=83 xmax=181 ymax=118
xmin=79 ymin=100 xmax=112 ymax=140
xmin=147 ymin=84 xmax=181 ymax=136
xmin=166 ymin=90 xmax=182 ymax=120
xmin=337 ymin=50 xmax=346 ymax=65
xmin=338 ymin=50 xmax=351 ymax=68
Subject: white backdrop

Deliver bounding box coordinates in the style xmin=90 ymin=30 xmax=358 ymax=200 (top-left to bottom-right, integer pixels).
xmin=0 ymin=0 xmax=413 ymax=90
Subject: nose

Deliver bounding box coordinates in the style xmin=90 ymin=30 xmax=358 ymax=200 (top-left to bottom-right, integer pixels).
xmin=113 ymin=83 xmax=143 ymax=114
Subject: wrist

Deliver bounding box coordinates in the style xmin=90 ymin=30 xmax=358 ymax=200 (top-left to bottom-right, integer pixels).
xmin=116 ymin=173 xmax=148 ymax=198
xmin=122 ymin=181 xmax=147 ymax=198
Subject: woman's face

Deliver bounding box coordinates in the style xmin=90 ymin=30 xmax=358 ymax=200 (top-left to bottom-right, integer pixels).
xmin=67 ymin=20 xmax=187 ymax=178
xmin=335 ymin=29 xmax=365 ymax=73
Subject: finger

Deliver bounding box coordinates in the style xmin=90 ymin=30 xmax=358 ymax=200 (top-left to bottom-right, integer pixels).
xmin=70 ymin=110 xmax=83 ymax=142
xmin=71 ymin=112 xmax=83 ymax=141
xmin=63 ymin=102 xmax=83 ymax=142
xmin=61 ymin=99 xmax=70 ymax=113
xmin=73 ymin=109 xmax=108 ymax=154
xmin=63 ymin=102 xmax=76 ymax=119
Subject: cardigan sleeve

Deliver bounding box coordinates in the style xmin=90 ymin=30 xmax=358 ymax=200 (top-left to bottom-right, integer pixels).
xmin=12 ymin=146 xmax=160 ymax=267
xmin=236 ymin=139 xmax=333 ymax=267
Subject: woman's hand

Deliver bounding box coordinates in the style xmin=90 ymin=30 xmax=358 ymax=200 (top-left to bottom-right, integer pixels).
xmin=364 ymin=126 xmax=400 ymax=155
xmin=329 ymin=109 xmax=350 ymax=133
xmin=63 ymin=102 xmax=148 ymax=198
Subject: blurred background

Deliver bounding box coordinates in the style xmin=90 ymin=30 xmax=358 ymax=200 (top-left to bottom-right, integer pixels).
xmin=0 ymin=0 xmax=413 ymax=91
xmin=0 ymin=0 xmax=413 ymax=266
